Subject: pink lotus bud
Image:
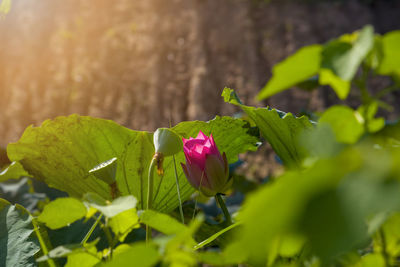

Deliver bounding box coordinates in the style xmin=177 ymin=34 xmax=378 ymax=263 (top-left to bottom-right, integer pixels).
xmin=181 ymin=131 xmax=232 ymax=197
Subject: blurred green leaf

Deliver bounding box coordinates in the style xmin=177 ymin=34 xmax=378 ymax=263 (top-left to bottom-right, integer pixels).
xmin=300 ymin=124 xmax=343 ymax=160
xmin=197 ymin=250 xmax=243 ymax=266
xmin=235 ymin=154 xmax=356 ymax=264
xmin=7 ymin=115 xmax=258 ymax=212
xmin=0 ymin=199 xmax=39 ymax=267
xmin=109 ymin=209 xmax=139 ymax=242
xmin=365 ymin=36 xmax=384 ymax=70
xmin=370 ymin=121 xmax=400 ymax=148
xmin=139 ymin=209 xmax=188 ymax=236
xmin=97 ymin=243 xmax=159 ymax=267
xmin=65 ymin=246 xmax=100 ymax=267
xmin=38 ymin=197 xmax=86 ymax=230
xmin=0 ymin=161 xmax=30 ymax=182
xmin=373 ymin=213 xmax=400 ymax=260
xmin=378 ymin=31 xmax=400 ymax=76
xmin=38 ymin=242 xmax=100 ymax=267
xmin=357 ymin=102 xmax=385 ymax=133
xmin=84 ymin=194 xmax=137 ymax=218
xmin=321 ymin=25 xmax=374 ymax=81
xmin=360 ymin=253 xmax=385 ymax=267
xmin=160 ymin=214 xmax=205 ymax=267
xmin=224 ymin=88 xmax=313 ymax=168
xmin=37 ymin=241 xmax=99 ymax=263
xmin=319 ymin=105 xmax=364 ymax=144
xmin=235 ymin=144 xmax=400 ymax=264
xmin=0 ymin=0 xmax=11 ymax=16
xmin=319 ymin=68 xmax=351 ymax=99
xmin=257 ymin=45 xmax=322 ymax=100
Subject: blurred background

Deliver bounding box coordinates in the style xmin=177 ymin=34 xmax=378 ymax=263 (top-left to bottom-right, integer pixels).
xmin=0 ymin=0 xmax=400 ymax=147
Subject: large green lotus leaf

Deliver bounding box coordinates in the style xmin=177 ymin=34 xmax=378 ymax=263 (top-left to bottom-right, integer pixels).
xmin=223 ymin=88 xmax=313 ymax=168
xmin=257 ymin=44 xmax=322 ymax=100
xmin=0 ymin=199 xmax=40 ymax=267
xmin=7 ymin=115 xmax=258 ymax=212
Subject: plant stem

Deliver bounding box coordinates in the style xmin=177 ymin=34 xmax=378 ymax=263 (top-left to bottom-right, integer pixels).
xmin=81 ymin=214 xmax=102 ymax=245
xmin=215 ymin=193 xmax=232 ymax=225
xmin=146 ymin=157 xmax=157 ymax=243
xmin=379 ymin=229 xmax=391 ymax=267
xmin=103 ymin=222 xmax=114 ymax=260
xmin=173 ymin=154 xmax=185 ymax=224
xmin=32 ymin=218 xmax=57 ymax=267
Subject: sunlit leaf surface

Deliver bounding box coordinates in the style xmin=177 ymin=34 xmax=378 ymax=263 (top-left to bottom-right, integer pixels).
xmin=224 ymin=88 xmax=313 ymax=168
xmin=257 ymin=45 xmax=322 ymax=100
xmin=7 ymin=115 xmax=258 ymax=212
xmin=38 ymin=197 xmax=87 ymax=230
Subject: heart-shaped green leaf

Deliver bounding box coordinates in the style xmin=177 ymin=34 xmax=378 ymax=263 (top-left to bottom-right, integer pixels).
xmin=38 ymin=197 xmax=87 ymax=230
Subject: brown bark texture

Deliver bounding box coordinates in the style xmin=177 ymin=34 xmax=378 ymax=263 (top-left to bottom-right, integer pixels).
xmin=0 ymin=0 xmax=399 ymax=146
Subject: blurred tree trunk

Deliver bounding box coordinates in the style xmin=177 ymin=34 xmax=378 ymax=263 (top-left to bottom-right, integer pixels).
xmin=0 ymin=0 xmax=399 ymax=145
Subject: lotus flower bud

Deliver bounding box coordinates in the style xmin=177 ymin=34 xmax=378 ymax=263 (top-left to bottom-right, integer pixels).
xmin=153 ymin=128 xmax=182 ymax=176
xmin=181 ymin=131 xmax=232 ymax=197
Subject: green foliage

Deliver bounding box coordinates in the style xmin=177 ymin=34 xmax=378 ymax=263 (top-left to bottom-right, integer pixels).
xmin=7 ymin=115 xmax=258 ymax=213
xmin=97 ymin=243 xmax=159 ymax=267
xmin=38 ymin=197 xmax=87 ymax=230
xmin=0 ymin=199 xmax=39 ymax=267
xmin=65 ymin=249 xmax=100 ymax=267
xmin=223 ymin=87 xmax=313 ymax=168
xmin=108 ymin=209 xmax=140 ymax=242
xmin=235 ymin=144 xmax=400 ymax=264
xmin=378 ymin=31 xmax=400 ymax=76
xmin=0 ymin=161 xmax=30 ymax=183
xmin=84 ymin=194 xmax=137 ymax=218
xmin=321 ymin=25 xmax=374 ymax=81
xmin=257 ymin=45 xmax=322 ymax=100
xmin=0 ymin=0 xmax=12 ymax=16
xmin=318 ymin=105 xmax=364 ymax=144
xmin=37 ymin=241 xmax=100 ymax=265
xmin=139 ymin=209 xmax=188 ymax=236
xmin=257 ymin=25 xmax=400 ymax=101
xmin=2 ymin=25 xmax=400 ymax=267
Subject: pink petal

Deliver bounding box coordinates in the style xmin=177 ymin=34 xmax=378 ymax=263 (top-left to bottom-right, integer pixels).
xmin=204 ymin=153 xmax=226 ymax=192
xmin=184 ymin=138 xmax=205 ymax=151
xmin=197 ymin=131 xmax=207 ymax=140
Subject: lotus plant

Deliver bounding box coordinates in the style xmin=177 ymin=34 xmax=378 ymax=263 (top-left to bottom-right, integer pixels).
xmin=181 ymin=131 xmax=233 ymax=224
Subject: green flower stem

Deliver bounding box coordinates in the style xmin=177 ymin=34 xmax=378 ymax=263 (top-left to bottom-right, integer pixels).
xmin=81 ymin=214 xmax=103 ymax=245
xmin=173 ymin=154 xmax=185 ymax=224
xmin=32 ymin=218 xmax=57 ymax=267
xmin=379 ymin=229 xmax=390 ymax=267
xmin=215 ymin=193 xmax=232 ymax=225
xmin=146 ymin=156 xmax=157 ymax=243
xmin=104 ymin=225 xmax=114 ymax=259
